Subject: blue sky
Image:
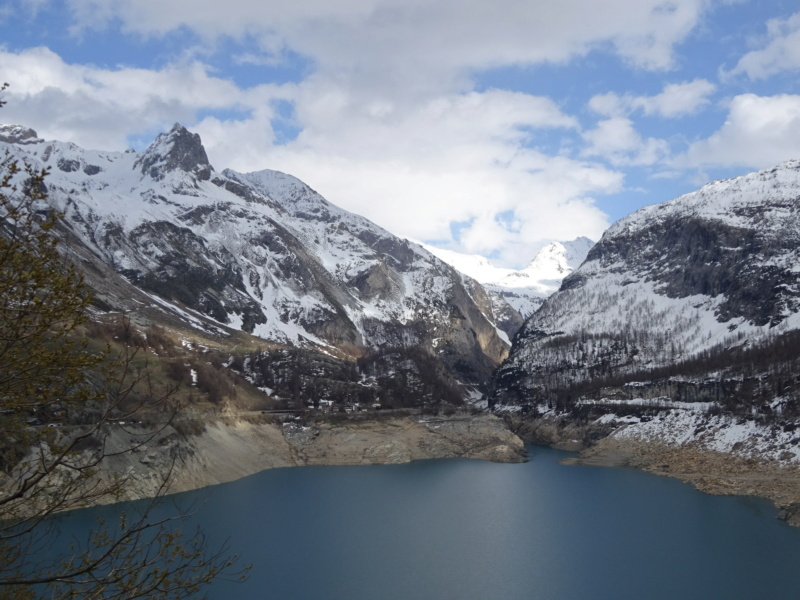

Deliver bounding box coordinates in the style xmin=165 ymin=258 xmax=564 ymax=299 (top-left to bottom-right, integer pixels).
xmin=2 ymin=0 xmax=800 ymax=267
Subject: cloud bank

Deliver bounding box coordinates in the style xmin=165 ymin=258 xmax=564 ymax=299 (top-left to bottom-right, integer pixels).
xmin=3 ymin=1 xmax=800 ymax=266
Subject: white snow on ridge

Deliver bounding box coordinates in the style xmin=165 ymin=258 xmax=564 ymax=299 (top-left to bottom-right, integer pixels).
xmin=608 ymin=158 xmax=800 ymax=237
xmin=0 ymin=123 xmax=508 ymax=355
xmin=416 ymin=245 xmax=516 ymax=286
xmin=510 ymin=158 xmax=800 ymax=376
xmin=609 ymin=409 xmax=800 ymax=464
xmin=421 ymin=237 xmax=594 ymax=317
xmin=421 ymin=237 xmax=593 ymax=292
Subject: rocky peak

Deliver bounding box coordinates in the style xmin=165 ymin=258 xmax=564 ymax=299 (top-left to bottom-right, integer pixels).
xmin=0 ymin=124 xmax=43 ymax=145
xmin=134 ymin=123 xmax=212 ymax=182
xmin=522 ymin=236 xmax=594 ymax=277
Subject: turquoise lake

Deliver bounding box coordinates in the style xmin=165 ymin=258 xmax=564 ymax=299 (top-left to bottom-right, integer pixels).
xmin=53 ymin=446 xmax=800 ymax=599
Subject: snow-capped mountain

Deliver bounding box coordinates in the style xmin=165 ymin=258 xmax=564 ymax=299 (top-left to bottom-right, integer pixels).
xmin=423 ymin=237 xmax=594 ymax=318
xmin=491 ymin=160 xmax=800 ymax=418
xmin=0 ymin=123 xmax=513 ymax=389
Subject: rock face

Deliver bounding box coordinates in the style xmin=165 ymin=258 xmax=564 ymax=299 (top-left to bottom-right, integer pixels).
xmin=282 ymin=413 xmax=527 ymax=466
xmin=491 ymin=160 xmax=800 ymax=476
xmin=0 ymin=124 xmax=42 ymax=145
xmin=95 ymin=414 xmax=527 ymax=503
xmin=0 ymin=123 xmax=514 ymax=392
xmin=134 ymin=124 xmax=212 ymax=181
xmin=492 ymin=160 xmax=800 ymax=412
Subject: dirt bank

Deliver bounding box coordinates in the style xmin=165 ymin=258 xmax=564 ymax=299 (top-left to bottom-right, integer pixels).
xmin=561 ymin=437 xmax=800 ymax=526
xmin=99 ymin=412 xmax=527 ymax=504
xmin=505 ymin=412 xmax=800 ymax=527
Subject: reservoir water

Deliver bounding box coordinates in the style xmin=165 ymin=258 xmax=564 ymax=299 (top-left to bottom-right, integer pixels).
xmin=54 ymin=446 xmax=800 ymax=599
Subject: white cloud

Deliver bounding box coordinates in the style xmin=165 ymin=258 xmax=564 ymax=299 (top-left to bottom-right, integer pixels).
xmin=200 ymin=87 xmax=614 ymax=267
xmin=587 ymin=93 xmax=628 ymax=118
xmin=0 ymin=46 xmax=614 ymax=267
xmin=582 ymin=117 xmax=670 ymax=166
xmin=64 ymin=0 xmax=709 ymax=83
xmin=634 ymin=80 xmax=717 ymax=117
xmin=589 ymin=79 xmax=716 ymax=118
xmin=730 ymin=12 xmax=800 ymax=80
xmin=0 ymin=0 xmax=718 ymax=267
xmin=681 ymin=94 xmax=800 ymax=168
xmin=0 ymin=46 xmax=289 ymax=151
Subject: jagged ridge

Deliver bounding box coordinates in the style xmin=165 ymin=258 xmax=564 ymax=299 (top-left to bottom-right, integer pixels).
xmin=0 ymin=123 xmax=515 ymax=393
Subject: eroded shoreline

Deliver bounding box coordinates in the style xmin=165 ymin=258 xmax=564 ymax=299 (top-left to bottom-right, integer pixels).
xmin=506 ymin=413 xmax=800 ymax=527
xmin=561 ymin=438 xmax=800 ymax=526
xmin=97 ymin=412 xmax=527 ymax=505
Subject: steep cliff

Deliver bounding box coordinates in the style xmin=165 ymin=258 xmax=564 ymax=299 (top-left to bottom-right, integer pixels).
xmin=1 ymin=123 xmax=514 ymax=395
xmin=491 ymin=160 xmax=800 ymax=469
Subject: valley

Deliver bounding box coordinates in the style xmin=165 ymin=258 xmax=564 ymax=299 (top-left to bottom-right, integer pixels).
xmin=6 ymin=5 xmax=800 ymax=598
xmin=2 ymin=123 xmax=800 ymax=526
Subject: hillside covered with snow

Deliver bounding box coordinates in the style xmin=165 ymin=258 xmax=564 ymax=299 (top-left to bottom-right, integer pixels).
xmin=0 ymin=123 xmax=515 ymax=394
xmin=491 ymin=160 xmax=800 ymax=464
xmin=422 ymin=237 xmax=594 ymax=318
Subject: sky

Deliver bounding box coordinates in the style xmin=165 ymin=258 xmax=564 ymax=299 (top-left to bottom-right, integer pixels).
xmin=2 ymin=0 xmax=800 ymax=268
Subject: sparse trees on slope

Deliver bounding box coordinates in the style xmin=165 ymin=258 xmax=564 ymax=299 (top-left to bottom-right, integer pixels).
xmin=0 ymin=85 xmax=246 ymax=599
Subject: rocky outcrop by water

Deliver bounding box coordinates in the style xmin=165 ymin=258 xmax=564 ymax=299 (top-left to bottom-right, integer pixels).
xmin=506 ymin=412 xmax=800 ymax=527
xmin=95 ymin=413 xmax=526 ymax=504
xmin=487 ymin=161 xmax=800 ymax=527
xmin=565 ymin=438 xmax=800 ymax=527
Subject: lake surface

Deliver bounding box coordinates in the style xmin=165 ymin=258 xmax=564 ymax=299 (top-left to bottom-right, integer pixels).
xmin=55 ymin=446 xmax=800 ymax=599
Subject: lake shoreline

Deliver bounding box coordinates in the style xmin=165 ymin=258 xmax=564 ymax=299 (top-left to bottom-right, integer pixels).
xmin=94 ymin=412 xmax=528 ymax=506
xmin=54 ymin=433 xmax=800 ymax=600
xmin=562 ymin=437 xmax=800 ymax=526
xmin=505 ymin=413 xmax=800 ymax=527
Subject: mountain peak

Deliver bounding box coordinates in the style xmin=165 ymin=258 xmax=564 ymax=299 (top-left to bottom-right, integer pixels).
xmin=134 ymin=123 xmax=212 ymax=182
xmin=0 ymin=124 xmax=43 ymax=145
xmin=522 ymin=236 xmax=594 ymax=275
xmin=420 ymin=237 xmax=594 ymax=319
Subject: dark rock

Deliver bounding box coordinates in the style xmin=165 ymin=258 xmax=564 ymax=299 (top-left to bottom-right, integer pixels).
xmin=134 ymin=124 xmax=213 ymax=182
xmin=0 ymin=125 xmax=41 ymax=144
xmin=57 ymin=158 xmax=81 ymax=173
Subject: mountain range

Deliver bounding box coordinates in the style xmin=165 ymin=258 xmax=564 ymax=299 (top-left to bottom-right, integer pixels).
xmin=491 ymin=160 xmax=800 ymax=465
xmin=4 ymin=121 xmax=799 ymax=466
xmin=1 ymin=122 xmax=539 ymax=406
xmin=422 ymin=237 xmax=594 ymax=318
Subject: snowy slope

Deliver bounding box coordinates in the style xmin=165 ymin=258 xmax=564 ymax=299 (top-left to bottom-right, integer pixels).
xmin=0 ymin=123 xmax=511 ymax=388
xmin=418 ymin=245 xmax=517 ymax=287
xmin=492 ymin=159 xmax=800 ymax=411
xmin=422 ymin=237 xmax=594 ymax=317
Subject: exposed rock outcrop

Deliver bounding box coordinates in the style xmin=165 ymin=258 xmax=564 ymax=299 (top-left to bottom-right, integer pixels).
xmin=0 ymin=123 xmax=516 ymax=396
xmin=92 ymin=413 xmax=527 ymax=504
